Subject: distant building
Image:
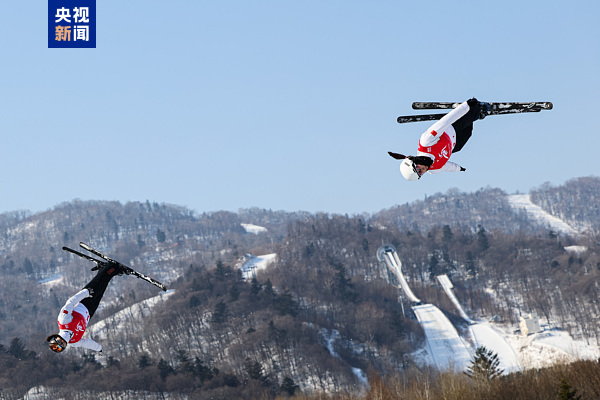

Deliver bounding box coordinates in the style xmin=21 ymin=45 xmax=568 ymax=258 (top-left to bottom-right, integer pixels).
xmin=520 ymin=313 xmax=541 ymax=336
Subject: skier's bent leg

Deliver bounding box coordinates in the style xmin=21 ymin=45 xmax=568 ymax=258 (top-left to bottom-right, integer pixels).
xmin=452 ymin=124 xmax=473 ymax=153
xmin=451 ymin=99 xmax=481 ymax=153
xmin=80 ymin=264 xmax=122 ymax=318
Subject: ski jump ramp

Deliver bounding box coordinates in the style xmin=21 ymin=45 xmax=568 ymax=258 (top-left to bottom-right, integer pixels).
xmin=378 ymin=245 xmax=472 ymax=371
xmin=436 ymin=274 xmax=522 ymax=372
xmin=378 ymin=246 xmax=421 ymax=303
xmin=412 ymin=304 xmax=473 ymax=371
xmin=377 ymin=246 xmax=522 ymax=373
xmin=436 ymin=274 xmax=474 ymax=324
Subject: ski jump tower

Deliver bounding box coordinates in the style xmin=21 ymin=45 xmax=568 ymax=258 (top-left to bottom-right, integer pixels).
xmin=377 ymin=244 xmax=421 ymax=304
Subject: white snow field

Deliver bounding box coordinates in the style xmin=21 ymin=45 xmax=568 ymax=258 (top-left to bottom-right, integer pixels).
xmin=241 ymin=223 xmax=268 ymax=234
xmin=507 ymin=194 xmax=578 ymax=236
xmin=88 ymin=289 xmax=176 ymax=344
xmin=38 ymin=273 xmax=64 ymax=287
xmin=240 ymin=253 xmax=277 ymax=279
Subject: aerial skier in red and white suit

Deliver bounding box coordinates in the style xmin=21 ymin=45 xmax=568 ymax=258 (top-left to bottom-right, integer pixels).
xmin=46 ymin=262 xmax=127 ymax=353
xmin=388 ymin=98 xmax=489 ymax=180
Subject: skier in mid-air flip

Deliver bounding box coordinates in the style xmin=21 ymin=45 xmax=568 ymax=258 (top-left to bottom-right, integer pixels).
xmin=388 ymin=98 xmax=488 ymax=181
xmin=46 ymin=261 xmax=128 ymax=353
xmin=47 ymin=243 xmax=166 ymax=353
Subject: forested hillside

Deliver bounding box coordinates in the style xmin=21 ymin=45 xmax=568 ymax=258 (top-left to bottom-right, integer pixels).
xmin=0 ymin=177 xmax=598 ymax=399
xmin=531 ymin=176 xmax=600 ymax=232
xmin=374 ymin=176 xmax=600 ymax=234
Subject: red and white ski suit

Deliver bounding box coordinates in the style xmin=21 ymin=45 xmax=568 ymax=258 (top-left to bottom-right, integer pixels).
xmin=57 ymin=288 xmax=102 ymax=352
xmin=417 ymin=100 xmax=470 ymax=174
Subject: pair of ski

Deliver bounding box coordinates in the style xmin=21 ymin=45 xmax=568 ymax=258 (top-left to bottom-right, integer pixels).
xmin=63 ymin=242 xmax=167 ymax=291
xmin=397 ymin=101 xmax=553 ymax=124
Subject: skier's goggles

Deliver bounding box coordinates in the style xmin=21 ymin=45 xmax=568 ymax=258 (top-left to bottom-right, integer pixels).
xmin=48 ymin=336 xmax=67 ymax=353
xmin=411 ymin=162 xmax=424 ymax=179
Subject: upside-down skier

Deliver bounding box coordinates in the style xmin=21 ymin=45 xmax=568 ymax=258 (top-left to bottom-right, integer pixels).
xmin=389 ymin=98 xmax=488 ymax=181
xmin=47 ymin=243 xmax=166 ymax=354
xmin=46 ymin=261 xmax=128 ymax=353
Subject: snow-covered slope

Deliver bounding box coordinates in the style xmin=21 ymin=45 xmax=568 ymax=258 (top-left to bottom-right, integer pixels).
xmin=507 ymin=194 xmax=578 ymax=236
xmin=87 ymin=290 xmax=175 ymax=349
xmin=240 ymin=253 xmax=276 ymax=279
xmin=241 ymin=223 xmax=268 ymax=234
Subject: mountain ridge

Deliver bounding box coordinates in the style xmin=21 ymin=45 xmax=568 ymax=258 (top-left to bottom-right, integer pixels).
xmin=0 ymin=176 xmax=598 ymax=398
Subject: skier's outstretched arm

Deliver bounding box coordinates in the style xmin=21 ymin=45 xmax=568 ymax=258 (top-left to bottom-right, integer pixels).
xmin=429 ymin=101 xmax=470 ymax=132
xmin=60 ymin=289 xmax=92 ymax=314
xmin=419 ymin=101 xmax=471 ymax=146
xmin=429 ymin=161 xmax=464 ymax=174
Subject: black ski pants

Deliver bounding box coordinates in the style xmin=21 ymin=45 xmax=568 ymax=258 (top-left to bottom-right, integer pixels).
xmin=452 ymin=101 xmax=481 ymax=153
xmin=80 ymin=264 xmax=122 ymax=318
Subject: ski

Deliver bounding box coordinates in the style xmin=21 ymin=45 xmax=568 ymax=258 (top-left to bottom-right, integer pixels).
xmin=412 ymin=101 xmax=553 ymax=110
xmin=62 ymin=243 xmax=167 ymax=291
xmin=397 ymin=113 xmax=447 ymax=123
xmin=397 ymin=107 xmax=541 ymax=124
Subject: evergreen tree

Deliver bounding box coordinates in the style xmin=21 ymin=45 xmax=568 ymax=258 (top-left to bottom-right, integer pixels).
xmin=229 ymin=284 xmax=240 ymax=302
xmin=193 ymin=357 xmax=215 ymax=382
xmin=274 ymin=289 xmax=299 ymax=317
xmin=212 ymin=301 xmax=228 ymax=323
xmin=466 ymin=251 xmax=477 ymax=278
xmin=189 ymin=295 xmax=201 ymax=308
xmin=214 ymin=260 xmax=231 ymax=281
xmin=280 ymin=376 xmax=300 ymax=396
xmin=138 ymin=354 xmax=153 ymax=369
xmin=244 ymin=358 xmax=266 ymax=382
xmin=428 ymin=254 xmax=440 ymax=281
xmin=477 ymin=225 xmax=489 ymax=252
xmin=250 ymin=276 xmax=262 ymax=297
xmin=330 ymin=259 xmax=358 ymax=303
xmin=442 ymin=225 xmax=453 ymax=243
xmin=465 ymin=346 xmax=504 ymax=382
xmin=156 ymin=228 xmax=166 ymax=243
xmin=7 ymin=337 xmax=34 ymax=360
xmin=157 ymin=358 xmax=174 ymax=381
xmin=557 ymin=377 xmax=582 ymax=400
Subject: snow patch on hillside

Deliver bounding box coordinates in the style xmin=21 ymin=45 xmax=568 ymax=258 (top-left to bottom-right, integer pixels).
xmin=240 ymin=253 xmax=276 ymax=279
xmin=507 ymin=194 xmax=578 ymax=236
xmin=564 ymin=245 xmax=587 ymax=254
xmin=499 ymin=325 xmax=600 ymax=370
xmin=38 ymin=274 xmax=64 ymax=287
xmin=88 ymin=290 xmax=175 ymax=343
xmin=241 ymin=223 xmax=268 ymax=234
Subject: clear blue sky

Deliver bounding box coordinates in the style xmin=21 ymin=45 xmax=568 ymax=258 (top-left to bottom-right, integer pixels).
xmin=1 ymin=1 xmax=598 ymax=215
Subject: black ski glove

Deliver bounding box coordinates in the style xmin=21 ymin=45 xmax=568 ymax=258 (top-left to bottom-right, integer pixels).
xmin=388 ymin=152 xmax=406 ymax=160
xmin=460 ymin=167 xmax=466 ymax=172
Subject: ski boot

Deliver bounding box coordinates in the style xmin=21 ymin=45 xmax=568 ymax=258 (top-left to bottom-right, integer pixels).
xmin=478 ymin=102 xmax=492 ymax=120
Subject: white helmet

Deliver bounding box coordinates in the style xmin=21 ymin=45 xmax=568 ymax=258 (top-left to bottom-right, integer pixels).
xmin=400 ymin=158 xmax=421 ymax=181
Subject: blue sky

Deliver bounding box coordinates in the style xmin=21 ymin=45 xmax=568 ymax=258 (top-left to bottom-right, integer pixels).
xmin=1 ymin=1 xmax=598 ymax=215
